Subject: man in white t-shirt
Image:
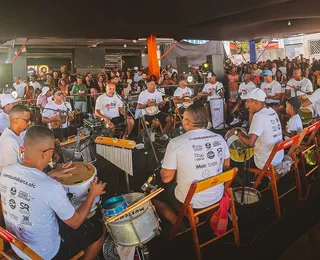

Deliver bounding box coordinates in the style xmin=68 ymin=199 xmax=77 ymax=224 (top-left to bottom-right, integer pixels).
xmin=173 ymin=79 xmax=194 ymax=114
xmin=231 ymin=88 xmax=284 ymax=169
xmin=13 ymin=76 xmax=27 ymax=98
xmin=283 ymin=97 xmax=303 ymax=139
xmin=42 ymin=90 xmax=74 ymax=141
xmin=230 ymin=72 xmax=256 ymax=126
xmin=0 ymin=126 xmax=106 ymax=259
xmin=285 ymin=68 xmax=313 ymax=98
xmin=152 ymin=104 xmax=230 ymax=224
xmin=0 ymin=105 xmax=31 ymax=172
xmin=0 ymin=94 xmax=20 ymax=134
xmin=201 ymin=72 xmax=224 ymax=129
xmin=260 ymin=70 xmax=282 ymax=106
xmin=29 ymin=75 xmax=42 ymax=90
xmin=137 ymin=79 xmax=172 ymax=140
xmin=95 ymin=83 xmax=134 ymax=138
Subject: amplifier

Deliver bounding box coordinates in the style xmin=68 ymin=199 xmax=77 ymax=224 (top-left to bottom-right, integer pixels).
xmin=83 ymin=118 xmax=102 ymax=133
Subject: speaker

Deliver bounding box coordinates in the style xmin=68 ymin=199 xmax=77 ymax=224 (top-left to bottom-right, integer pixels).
xmin=0 ymin=64 xmax=13 ymax=89
xmin=176 ymin=56 xmax=189 ymax=75
xmin=206 ymin=55 xmax=224 ymax=82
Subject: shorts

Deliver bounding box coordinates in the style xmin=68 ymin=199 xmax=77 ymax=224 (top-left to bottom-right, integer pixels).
xmin=144 ymin=111 xmax=168 ymax=126
xmin=110 ymin=115 xmax=125 ymax=127
xmin=74 ymin=101 xmax=87 ymax=113
xmin=156 ymin=181 xmax=183 ymax=212
xmin=52 ymin=213 xmax=104 ymax=260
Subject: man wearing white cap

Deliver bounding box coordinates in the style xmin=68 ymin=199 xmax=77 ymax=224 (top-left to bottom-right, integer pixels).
xmin=13 ymin=76 xmax=27 ymax=98
xmin=36 ymin=86 xmax=52 ymax=112
xmin=201 ymin=72 xmax=224 ymax=129
xmin=230 ymin=88 xmax=284 ymax=170
xmin=0 ymin=94 xmax=20 ymax=134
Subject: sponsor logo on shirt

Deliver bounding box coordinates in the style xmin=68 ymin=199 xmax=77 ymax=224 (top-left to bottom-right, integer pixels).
xmin=202 ymin=170 xmax=210 ymax=178
xmin=188 ymin=135 xmax=215 ymax=141
xmin=208 ymin=162 xmax=218 ymax=167
xmin=21 ymin=215 xmax=32 ymax=226
xmin=192 ymin=145 xmax=203 ymax=151
xmin=271 ymin=120 xmax=276 ymax=124
xmin=205 ymin=142 xmax=211 ymax=149
xmin=19 ymin=202 xmax=30 ymax=215
xmin=8 ymin=213 xmax=18 ymax=221
xmin=196 ymin=164 xmax=206 ymax=169
xmin=0 ymin=184 xmax=7 ymax=194
xmin=212 ymin=141 xmax=221 ymax=147
xmin=10 ymin=187 xmax=17 ymax=196
xmin=17 ymin=224 xmax=26 ymax=234
xmin=104 ymin=102 xmax=117 ymax=110
xmin=194 ymin=153 xmax=205 ymax=161
xmin=217 ymin=147 xmax=223 ymax=157
xmin=18 ymin=190 xmax=33 ymax=202
xmin=2 ymin=174 xmax=35 ymax=188
xmin=272 ymin=126 xmax=277 ymax=131
xmin=9 ymin=199 xmax=16 ymax=209
xmin=207 ymin=151 xmax=215 ymax=159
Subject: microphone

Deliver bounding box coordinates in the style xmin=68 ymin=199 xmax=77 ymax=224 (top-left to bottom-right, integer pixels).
xmin=73 ymin=128 xmax=83 ymax=162
xmin=141 ymin=174 xmax=156 ymax=192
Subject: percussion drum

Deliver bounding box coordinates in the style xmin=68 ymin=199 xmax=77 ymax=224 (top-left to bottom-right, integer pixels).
xmin=145 ymin=105 xmax=159 ymax=116
xmin=57 ymin=162 xmax=100 ymax=208
xmin=102 ymin=196 xmax=128 ymax=218
xmin=105 ymin=192 xmax=160 ymax=247
xmin=299 ymin=106 xmax=314 ymax=125
xmin=210 ymin=97 xmax=224 ymax=129
xmin=225 ymin=127 xmax=254 ymax=162
xmin=182 ymin=97 xmax=192 ymax=108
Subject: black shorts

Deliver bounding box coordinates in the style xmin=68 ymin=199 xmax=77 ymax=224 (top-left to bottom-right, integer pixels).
xmin=52 ymin=213 xmax=104 ymax=260
xmin=156 ymin=181 xmax=183 ymax=212
xmin=144 ymin=111 xmax=168 ymax=126
xmin=110 ymin=115 xmax=125 ymax=127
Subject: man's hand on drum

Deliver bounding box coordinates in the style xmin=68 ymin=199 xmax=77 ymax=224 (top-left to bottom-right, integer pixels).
xmin=104 ymin=118 xmax=114 ymax=128
xmin=89 ymin=177 xmax=106 ymax=197
xmin=48 ymin=161 xmax=76 ymax=179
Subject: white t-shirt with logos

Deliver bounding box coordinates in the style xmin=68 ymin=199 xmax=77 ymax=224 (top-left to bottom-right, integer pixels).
xmin=286 ymin=114 xmax=303 ymax=134
xmin=29 ymin=81 xmax=42 ymax=90
xmin=238 ymin=81 xmax=256 ymax=99
xmin=0 ymin=163 xmax=75 ymax=260
xmin=0 ymin=112 xmax=9 ymax=134
xmin=13 ymin=82 xmax=27 ymax=98
xmin=137 ymin=89 xmax=163 ymax=116
xmin=162 ymin=129 xmax=230 ymax=209
xmin=202 ymin=82 xmax=224 ymax=101
xmin=286 ymin=78 xmax=313 ymax=97
xmin=260 ymin=81 xmax=282 ymax=104
xmin=174 ymin=87 xmax=193 ymax=108
xmin=307 ymin=88 xmax=320 ymax=116
xmin=249 ymin=107 xmax=284 ymax=169
xmin=95 ymin=94 xmax=123 ymax=119
xmin=42 ymin=102 xmax=72 ymax=129
xmin=0 ymin=128 xmax=24 ymax=173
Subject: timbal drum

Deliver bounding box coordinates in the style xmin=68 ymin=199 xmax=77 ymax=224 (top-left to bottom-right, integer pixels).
xmin=56 ymin=162 xmax=100 ymax=209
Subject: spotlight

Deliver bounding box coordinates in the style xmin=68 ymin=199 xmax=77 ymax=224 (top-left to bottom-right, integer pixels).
xmin=187 ymin=75 xmax=194 ymax=83
xmin=124 ymin=44 xmax=127 ymax=48
xmin=201 ymin=61 xmax=212 ymax=72
xmin=288 ymin=20 xmax=291 ymax=26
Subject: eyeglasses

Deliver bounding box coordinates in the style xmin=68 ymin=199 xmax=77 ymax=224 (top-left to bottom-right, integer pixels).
xmin=16 ymin=118 xmax=31 ymax=123
xmin=42 ymin=147 xmax=55 ymax=153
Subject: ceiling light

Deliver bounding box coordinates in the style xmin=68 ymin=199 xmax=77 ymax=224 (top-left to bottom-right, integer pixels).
xmin=288 ymin=21 xmax=291 ymax=26
xmin=124 ymin=44 xmax=127 ymax=48
xmin=132 ymin=40 xmax=137 ymax=43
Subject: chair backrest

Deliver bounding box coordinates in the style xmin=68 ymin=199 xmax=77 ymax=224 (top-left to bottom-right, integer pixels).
xmin=183 ymin=168 xmax=238 ymax=206
xmin=260 ymin=131 xmax=306 ymax=173
xmin=303 ymin=120 xmax=320 ymax=146
xmin=0 ymin=227 xmax=42 ymax=260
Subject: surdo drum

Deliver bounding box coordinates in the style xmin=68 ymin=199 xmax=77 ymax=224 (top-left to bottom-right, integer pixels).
xmin=104 ymin=192 xmax=161 ymax=247
xmin=57 ymin=162 xmax=100 ymax=208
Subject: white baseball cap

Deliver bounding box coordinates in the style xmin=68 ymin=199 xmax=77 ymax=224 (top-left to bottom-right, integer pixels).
xmin=133 ymin=67 xmax=138 ymax=70
xmin=1 ymin=94 xmax=20 ymax=107
xmin=244 ymin=88 xmax=266 ymax=102
xmin=41 ymin=86 xmax=50 ymax=95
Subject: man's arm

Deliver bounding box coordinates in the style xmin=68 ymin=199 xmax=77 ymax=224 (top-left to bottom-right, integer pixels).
xmin=237 ymin=131 xmax=258 ymax=147
xmin=160 ymin=168 xmax=176 ymax=183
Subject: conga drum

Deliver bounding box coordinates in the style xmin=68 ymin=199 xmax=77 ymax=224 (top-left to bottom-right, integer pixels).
xmin=56 ymin=162 xmax=100 ymax=209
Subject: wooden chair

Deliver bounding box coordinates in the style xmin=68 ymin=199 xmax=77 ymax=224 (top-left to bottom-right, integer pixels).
xmin=248 ymin=131 xmax=306 ymax=218
xmin=298 ymin=121 xmax=320 ymax=192
xmin=169 ymin=168 xmax=240 ymax=260
xmin=0 ymin=227 xmax=84 ymax=260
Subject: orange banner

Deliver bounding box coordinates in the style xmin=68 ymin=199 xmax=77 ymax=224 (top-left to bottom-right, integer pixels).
xmin=147 ymin=34 xmax=160 ymax=80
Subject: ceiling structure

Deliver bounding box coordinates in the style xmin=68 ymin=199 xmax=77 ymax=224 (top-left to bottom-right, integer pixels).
xmin=0 ymin=0 xmax=319 ymax=43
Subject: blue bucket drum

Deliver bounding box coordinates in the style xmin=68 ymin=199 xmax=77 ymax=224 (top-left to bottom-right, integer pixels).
xmin=102 ymin=196 xmax=128 ymax=218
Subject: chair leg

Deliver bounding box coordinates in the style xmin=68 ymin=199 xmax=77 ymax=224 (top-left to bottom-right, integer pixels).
xmin=138 ymin=118 xmax=141 ymax=137
xmin=314 ymin=138 xmax=320 ymax=177
xmin=270 ymin=168 xmax=281 ymax=217
xmin=228 ymin=188 xmax=240 ymax=246
xmin=188 ymin=206 xmax=202 ymax=260
xmin=292 ymin=155 xmax=302 ymax=200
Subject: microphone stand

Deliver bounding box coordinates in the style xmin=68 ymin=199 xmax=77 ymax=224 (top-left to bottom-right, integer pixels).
xmin=115 ymin=93 xmax=133 ymax=139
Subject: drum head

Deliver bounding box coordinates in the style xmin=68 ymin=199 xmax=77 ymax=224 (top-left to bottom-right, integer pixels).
xmin=56 ymin=162 xmax=96 ymax=185
xmin=225 ymin=128 xmax=254 ymax=162
xmin=299 ymin=107 xmax=313 ymax=125
xmin=233 ymin=187 xmax=261 ymax=205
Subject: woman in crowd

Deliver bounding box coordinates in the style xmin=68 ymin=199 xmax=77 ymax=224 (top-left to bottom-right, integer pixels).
xmin=171 ymin=72 xmax=178 ymax=85
xmin=58 ymin=78 xmax=69 ymax=95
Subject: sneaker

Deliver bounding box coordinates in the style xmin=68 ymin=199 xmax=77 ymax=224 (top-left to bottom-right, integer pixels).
xmin=159 ymin=134 xmax=169 ymax=141
xmin=206 ymin=122 xmax=213 ymax=130
xmin=241 ymin=120 xmax=248 ymax=128
xmin=230 ymin=117 xmax=240 ymax=126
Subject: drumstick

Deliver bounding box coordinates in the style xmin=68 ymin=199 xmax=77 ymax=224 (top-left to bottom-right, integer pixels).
xmin=107 ymin=188 xmax=164 ymax=223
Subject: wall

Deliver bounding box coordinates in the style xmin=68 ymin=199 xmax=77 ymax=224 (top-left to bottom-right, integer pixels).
xmin=302 ymin=33 xmax=320 ymax=59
